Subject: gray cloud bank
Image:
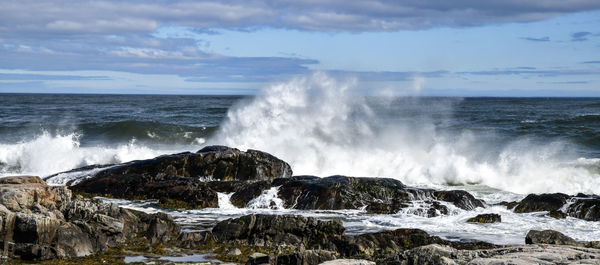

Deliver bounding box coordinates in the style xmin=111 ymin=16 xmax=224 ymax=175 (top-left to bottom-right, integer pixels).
xmin=2 ymin=0 xmax=600 ymax=36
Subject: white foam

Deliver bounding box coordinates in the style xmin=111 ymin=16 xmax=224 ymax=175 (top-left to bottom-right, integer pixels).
xmin=0 ymin=131 xmax=194 ymax=178
xmin=211 ymin=73 xmax=600 ymax=196
xmin=217 ymin=192 xmax=237 ymax=210
xmin=247 ymin=186 xmax=285 ymax=210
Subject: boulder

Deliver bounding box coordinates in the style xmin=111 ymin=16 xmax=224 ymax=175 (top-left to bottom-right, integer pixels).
xmin=69 ymin=146 xmax=292 ymax=209
xmin=513 ymin=193 xmax=570 ymax=213
xmin=210 ymin=214 xmax=497 ymax=262
xmin=230 ymin=176 xmax=484 ymax=214
xmin=466 ymin=214 xmax=501 ymax=223
xmin=564 ymin=195 xmax=600 ymax=221
xmin=212 ymin=214 xmax=344 ymax=250
xmin=0 ymin=176 xmax=181 ymax=260
xmin=525 ymin=230 xmax=583 ymax=246
xmin=513 ymin=193 xmax=600 ymax=221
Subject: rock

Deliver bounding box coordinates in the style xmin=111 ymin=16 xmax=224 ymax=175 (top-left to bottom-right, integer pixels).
xmin=277 ymin=250 xmax=337 ymax=265
xmin=466 ymin=214 xmax=501 ymax=223
xmin=259 ymin=176 xmax=483 ymax=214
xmin=564 ymin=195 xmax=600 ymax=221
xmin=497 ymin=201 xmax=518 ymax=210
xmin=432 ymin=190 xmax=484 ymax=210
xmin=212 ymin=214 xmax=344 ymax=251
xmin=512 ymin=193 xmax=600 ymax=221
xmin=513 ymin=193 xmax=570 ymax=213
xmin=210 ymin=214 xmax=498 ymax=261
xmin=69 ymin=146 xmax=292 ymax=209
xmin=525 ymin=230 xmax=583 ymax=246
xmin=379 ymin=244 xmax=600 ymax=265
xmin=0 ymin=176 xmax=181 ymax=260
xmin=319 ymin=259 xmax=374 ymax=265
xmin=229 ymin=248 xmax=242 ymax=255
xmin=546 ymin=210 xmax=567 ymax=219
xmin=177 ymin=231 xmax=213 ymax=249
xmin=247 ymin=252 xmax=271 ymax=265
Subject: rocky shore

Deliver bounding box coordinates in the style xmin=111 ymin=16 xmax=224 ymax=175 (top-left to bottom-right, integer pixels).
xmin=0 ymin=145 xmax=597 ymax=264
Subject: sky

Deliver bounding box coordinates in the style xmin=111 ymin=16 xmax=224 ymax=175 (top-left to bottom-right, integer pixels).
xmin=1 ymin=0 xmax=600 ymax=96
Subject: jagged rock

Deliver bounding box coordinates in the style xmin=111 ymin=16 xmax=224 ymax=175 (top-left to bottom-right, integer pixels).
xmin=512 ymin=193 xmax=600 ymax=221
xmin=525 ymin=230 xmax=583 ymax=246
xmin=513 ymin=193 xmax=570 ymax=213
xmin=565 ymin=195 xmax=600 ymax=221
xmin=235 ymin=176 xmax=483 ymax=214
xmin=69 ymin=146 xmax=292 ymax=209
xmin=0 ymin=176 xmax=181 ymax=260
xmin=212 ymin=214 xmax=344 ymax=251
xmin=466 ymin=214 xmax=501 ymax=223
xmin=211 ymin=214 xmax=497 ymax=262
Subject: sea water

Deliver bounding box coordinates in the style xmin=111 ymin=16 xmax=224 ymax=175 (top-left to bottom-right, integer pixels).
xmin=2 ymin=73 xmax=600 ymax=244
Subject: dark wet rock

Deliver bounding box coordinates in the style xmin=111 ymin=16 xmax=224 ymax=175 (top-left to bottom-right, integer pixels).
xmin=547 ymin=210 xmax=567 ymax=219
xmin=211 ymin=214 xmax=498 ymax=262
xmin=273 ymin=176 xmax=409 ymax=212
xmin=432 ymin=190 xmax=484 ymax=210
xmin=258 ymin=176 xmax=483 ymax=214
xmin=512 ymin=193 xmax=600 ymax=221
xmin=466 ymin=213 xmax=501 ymax=223
xmin=230 ymin=181 xmax=272 ymax=208
xmin=364 ymin=200 xmax=408 ymax=215
xmin=525 ymin=230 xmax=583 ymax=246
xmin=69 ymin=146 xmax=292 ymax=209
xmin=212 ymin=214 xmax=344 ymax=251
xmin=513 ymin=193 xmax=570 ymax=213
xmin=565 ymin=195 xmax=600 ymax=221
xmin=0 ymin=176 xmax=181 ymax=260
xmin=497 ymin=201 xmax=518 ymax=210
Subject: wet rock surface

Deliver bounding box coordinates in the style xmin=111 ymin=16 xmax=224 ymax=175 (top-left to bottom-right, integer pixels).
xmin=0 ymin=176 xmax=180 ymax=260
xmin=467 ymin=213 xmax=501 ymax=223
xmin=208 ymin=214 xmax=498 ymax=262
xmin=525 ymin=229 xmax=583 ymax=246
xmin=513 ymin=193 xmax=600 ymax=221
xmin=229 ymin=175 xmax=484 ymax=214
xmin=68 ymin=146 xmax=293 ymax=209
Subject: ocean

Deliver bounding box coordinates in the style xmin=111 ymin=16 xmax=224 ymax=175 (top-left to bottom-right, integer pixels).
xmin=1 ymin=75 xmax=600 ymax=244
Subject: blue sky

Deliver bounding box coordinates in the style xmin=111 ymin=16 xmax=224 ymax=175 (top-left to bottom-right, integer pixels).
xmin=1 ymin=0 xmax=599 ymax=96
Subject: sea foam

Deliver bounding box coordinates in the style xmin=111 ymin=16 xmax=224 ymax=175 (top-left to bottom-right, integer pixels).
xmin=0 ymin=131 xmax=184 ymax=178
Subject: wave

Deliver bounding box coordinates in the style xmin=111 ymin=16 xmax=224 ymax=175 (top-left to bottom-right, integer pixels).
xmin=0 ymin=131 xmax=199 ymax=177
xmin=210 ymin=73 xmax=600 ymax=195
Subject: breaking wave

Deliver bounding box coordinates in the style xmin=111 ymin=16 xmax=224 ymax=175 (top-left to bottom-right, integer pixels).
xmin=211 ymin=73 xmax=600 ymax=195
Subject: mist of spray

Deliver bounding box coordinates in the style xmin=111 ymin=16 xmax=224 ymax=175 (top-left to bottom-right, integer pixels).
xmin=211 ymin=73 xmax=600 ymax=195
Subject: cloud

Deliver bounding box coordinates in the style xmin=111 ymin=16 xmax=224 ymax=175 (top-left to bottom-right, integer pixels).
xmin=2 ymin=0 xmax=600 ymax=36
xmin=0 ymin=73 xmax=110 ymax=81
xmin=521 ymin=36 xmax=550 ymax=42
xmin=571 ymin=31 xmax=592 ymax=41
xmin=582 ymin=60 xmax=600 ymax=64
xmin=458 ymin=69 xmax=600 ymax=77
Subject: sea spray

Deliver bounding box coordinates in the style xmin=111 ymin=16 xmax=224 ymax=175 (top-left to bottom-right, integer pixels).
xmin=211 ymin=73 xmax=600 ymax=195
xmin=247 ymin=187 xmax=285 ymax=209
xmin=0 ymin=131 xmax=176 ymax=177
